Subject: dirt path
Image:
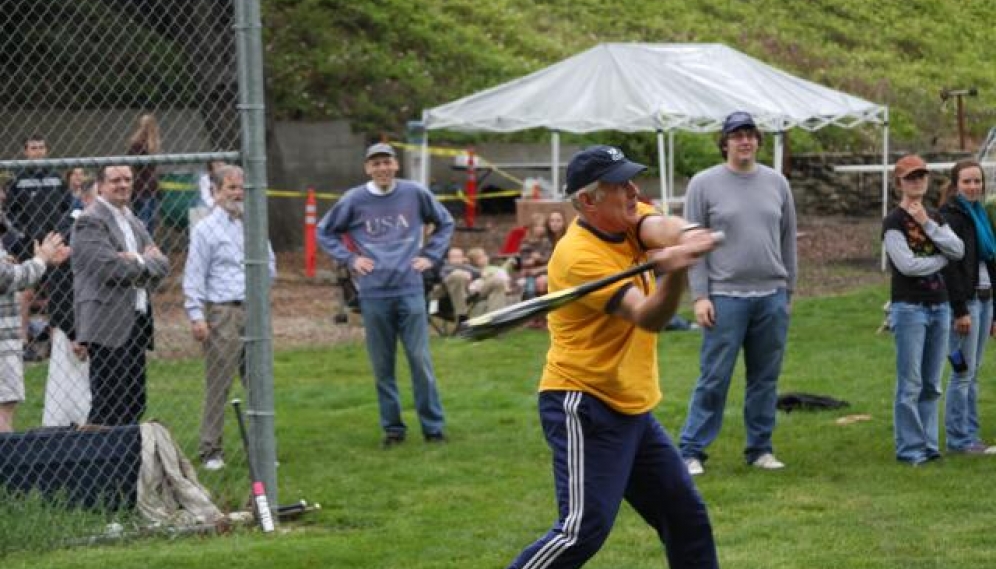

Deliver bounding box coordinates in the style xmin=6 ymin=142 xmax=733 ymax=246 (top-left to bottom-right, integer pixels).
xmin=148 ymin=214 xmax=887 ymax=356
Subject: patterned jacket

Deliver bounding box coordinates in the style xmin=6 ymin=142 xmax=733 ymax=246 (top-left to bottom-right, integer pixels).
xmin=0 ymin=241 xmax=46 ymax=356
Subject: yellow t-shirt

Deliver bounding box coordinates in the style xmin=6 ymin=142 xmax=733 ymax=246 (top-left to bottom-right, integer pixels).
xmin=540 ymin=203 xmax=662 ymax=414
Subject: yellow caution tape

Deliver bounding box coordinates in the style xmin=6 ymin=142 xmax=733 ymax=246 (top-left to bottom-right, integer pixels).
xmin=434 ymin=188 xmax=523 ymax=204
xmin=160 ymin=178 xmax=518 ymax=202
xmin=391 ymin=141 xmax=468 ymax=158
xmin=160 ymin=180 xmax=342 ymax=200
xmin=159 ymin=142 xmax=527 ymax=201
xmin=389 ymin=141 xmax=528 ymax=187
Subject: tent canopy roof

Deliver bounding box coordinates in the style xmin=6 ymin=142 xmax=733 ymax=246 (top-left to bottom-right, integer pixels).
xmin=423 ymin=43 xmax=885 ymax=134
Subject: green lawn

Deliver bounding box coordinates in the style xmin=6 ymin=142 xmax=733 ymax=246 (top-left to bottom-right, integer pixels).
xmin=7 ymin=283 xmax=996 ymax=568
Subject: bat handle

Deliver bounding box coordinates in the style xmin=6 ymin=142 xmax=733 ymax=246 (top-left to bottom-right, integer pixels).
xmin=253 ymin=483 xmax=276 ymax=533
xmin=232 ymin=398 xmax=273 ymax=532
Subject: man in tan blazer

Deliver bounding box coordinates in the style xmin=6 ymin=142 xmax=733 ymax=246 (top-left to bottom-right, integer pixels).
xmin=72 ymin=165 xmax=169 ymax=426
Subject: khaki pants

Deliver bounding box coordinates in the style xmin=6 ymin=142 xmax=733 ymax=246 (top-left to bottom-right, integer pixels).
xmin=199 ymin=302 xmax=245 ymax=461
xmin=444 ymin=272 xmax=509 ymax=317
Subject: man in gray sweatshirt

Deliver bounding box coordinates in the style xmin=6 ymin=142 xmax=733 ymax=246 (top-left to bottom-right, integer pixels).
xmin=317 ymin=143 xmax=454 ymax=448
xmin=679 ymin=112 xmax=798 ymax=476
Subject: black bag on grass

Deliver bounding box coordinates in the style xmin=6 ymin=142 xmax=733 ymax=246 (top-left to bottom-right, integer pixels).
xmin=776 ymin=392 xmax=850 ymax=413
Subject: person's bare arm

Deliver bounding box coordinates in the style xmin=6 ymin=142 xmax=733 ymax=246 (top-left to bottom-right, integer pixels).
xmin=637 ymin=214 xmax=695 ymax=250
xmin=611 ymin=229 xmax=718 ymax=331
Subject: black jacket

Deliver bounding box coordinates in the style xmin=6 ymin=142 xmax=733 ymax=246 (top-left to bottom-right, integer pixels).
xmin=6 ymin=168 xmax=71 ymax=259
xmin=940 ymin=200 xmax=996 ymax=318
xmin=46 ymin=200 xmax=84 ymax=340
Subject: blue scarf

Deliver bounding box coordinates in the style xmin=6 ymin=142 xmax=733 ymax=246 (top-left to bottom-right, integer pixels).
xmin=956 ymin=194 xmax=996 ymax=262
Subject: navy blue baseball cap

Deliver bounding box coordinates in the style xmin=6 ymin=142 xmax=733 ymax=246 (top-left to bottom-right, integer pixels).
xmin=565 ymin=145 xmax=647 ymax=194
xmin=721 ymin=111 xmax=757 ymax=134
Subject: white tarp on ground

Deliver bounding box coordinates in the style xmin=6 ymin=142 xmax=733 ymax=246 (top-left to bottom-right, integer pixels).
xmin=423 ymin=43 xmax=886 ymax=135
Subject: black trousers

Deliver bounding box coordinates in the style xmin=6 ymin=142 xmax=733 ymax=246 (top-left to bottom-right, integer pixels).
xmin=87 ymin=312 xmax=151 ymax=426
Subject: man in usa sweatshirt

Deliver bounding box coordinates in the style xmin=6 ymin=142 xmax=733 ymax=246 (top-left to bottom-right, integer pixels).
xmin=318 ymin=143 xmax=454 ymax=448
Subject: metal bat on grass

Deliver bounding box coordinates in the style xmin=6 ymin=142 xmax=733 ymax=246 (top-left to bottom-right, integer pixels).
xmin=232 ymin=398 xmax=275 ymax=533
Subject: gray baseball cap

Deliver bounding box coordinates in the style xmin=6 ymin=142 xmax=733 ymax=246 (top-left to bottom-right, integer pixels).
xmin=365 ymin=142 xmax=396 ymax=160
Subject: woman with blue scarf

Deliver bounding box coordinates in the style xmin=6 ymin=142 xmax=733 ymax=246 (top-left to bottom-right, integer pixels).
xmin=940 ymin=159 xmax=996 ymax=454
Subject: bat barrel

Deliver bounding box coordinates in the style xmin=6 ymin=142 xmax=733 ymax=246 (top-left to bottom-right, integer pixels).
xmin=231 ymin=399 xmax=261 ymax=488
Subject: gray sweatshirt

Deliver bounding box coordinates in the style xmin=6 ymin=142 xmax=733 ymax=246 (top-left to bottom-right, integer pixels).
xmin=684 ymin=163 xmax=798 ymax=299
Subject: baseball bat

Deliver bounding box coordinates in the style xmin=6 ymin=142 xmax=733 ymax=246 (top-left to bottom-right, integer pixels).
xmin=232 ymin=398 xmax=275 ymax=533
xmin=276 ymin=499 xmax=323 ymax=520
xmin=457 ymin=261 xmax=655 ymax=340
xmin=457 ymin=229 xmax=724 ymax=341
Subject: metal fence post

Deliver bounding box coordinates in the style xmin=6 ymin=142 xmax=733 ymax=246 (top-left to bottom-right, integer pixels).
xmin=235 ymin=0 xmax=277 ymax=509
xmin=0 ymin=0 xmax=276 ymax=550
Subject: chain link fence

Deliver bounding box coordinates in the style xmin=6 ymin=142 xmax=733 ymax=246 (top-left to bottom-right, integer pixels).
xmin=0 ymin=0 xmax=274 ymax=553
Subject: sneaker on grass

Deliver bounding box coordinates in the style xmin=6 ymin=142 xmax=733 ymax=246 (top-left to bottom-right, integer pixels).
xmin=750 ymin=453 xmax=785 ymax=470
xmin=952 ymin=442 xmax=990 ymax=454
xmin=685 ymin=457 xmax=704 ymax=476
xmin=382 ymin=433 xmax=406 ymax=449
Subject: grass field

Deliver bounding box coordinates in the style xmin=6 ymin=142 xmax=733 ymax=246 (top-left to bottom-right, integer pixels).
xmin=6 ymin=282 xmax=996 ymax=568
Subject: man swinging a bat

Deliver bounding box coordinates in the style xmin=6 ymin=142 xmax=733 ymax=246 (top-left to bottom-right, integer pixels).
xmin=506 ymin=146 xmax=721 ymax=569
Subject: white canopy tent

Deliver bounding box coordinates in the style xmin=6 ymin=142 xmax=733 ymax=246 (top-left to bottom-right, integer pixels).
xmin=421 ymin=42 xmax=889 ymax=215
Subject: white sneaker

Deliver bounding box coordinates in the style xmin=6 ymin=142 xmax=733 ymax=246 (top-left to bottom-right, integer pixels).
xmin=204 ymin=457 xmax=226 ymax=471
xmin=685 ymin=458 xmax=705 ymax=476
xmin=984 ymin=446 xmax=996 ymax=455
xmin=751 ymin=453 xmax=785 ymax=470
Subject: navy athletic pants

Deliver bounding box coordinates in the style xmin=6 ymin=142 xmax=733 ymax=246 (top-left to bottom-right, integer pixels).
xmin=508 ymin=391 xmax=718 ymax=569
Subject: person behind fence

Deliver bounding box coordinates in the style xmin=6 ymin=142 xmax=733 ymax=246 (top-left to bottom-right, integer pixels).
xmin=506 ymin=145 xmax=720 ymax=569
xmin=73 ymin=164 xmax=169 ymax=427
xmin=6 ymin=134 xmax=72 ymax=362
xmin=938 ymin=159 xmax=996 ymax=455
xmin=42 ymin=180 xmax=98 ymax=427
xmin=678 ymin=111 xmax=798 ymax=477
xmin=884 ymin=154 xmax=964 ymax=466
xmin=317 ymin=142 xmax=454 ymax=448
xmin=0 ymin=223 xmax=69 ymax=434
xmin=6 ymin=135 xmax=70 ymax=253
xmin=197 ymin=160 xmax=227 ymax=210
xmin=126 ymin=113 xmax=162 ymax=234
xmin=65 ymin=167 xmax=88 ymax=200
xmin=183 ymin=165 xmax=276 ymax=471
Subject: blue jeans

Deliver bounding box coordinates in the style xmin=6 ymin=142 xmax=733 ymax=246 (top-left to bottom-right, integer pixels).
xmin=679 ymin=290 xmax=790 ymax=464
xmin=132 ymin=196 xmax=157 ymax=235
xmin=891 ymin=301 xmax=949 ymax=463
xmin=359 ymin=293 xmax=445 ymax=437
xmin=509 ymin=391 xmax=718 ymax=569
xmin=945 ymin=298 xmax=993 ymax=450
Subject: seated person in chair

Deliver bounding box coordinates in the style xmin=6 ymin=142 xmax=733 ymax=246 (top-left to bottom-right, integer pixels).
xmin=515 ymin=213 xmax=554 ymax=299
xmin=466 ymin=247 xmax=513 ymax=313
xmin=441 ymin=247 xmax=510 ymax=321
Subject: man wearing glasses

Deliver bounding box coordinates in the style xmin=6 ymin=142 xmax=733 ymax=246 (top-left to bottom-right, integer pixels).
xmin=679 ymin=111 xmax=798 ymax=476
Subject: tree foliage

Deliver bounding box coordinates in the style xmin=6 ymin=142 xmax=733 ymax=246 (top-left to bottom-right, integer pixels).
xmin=263 ymin=0 xmax=996 ymax=158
